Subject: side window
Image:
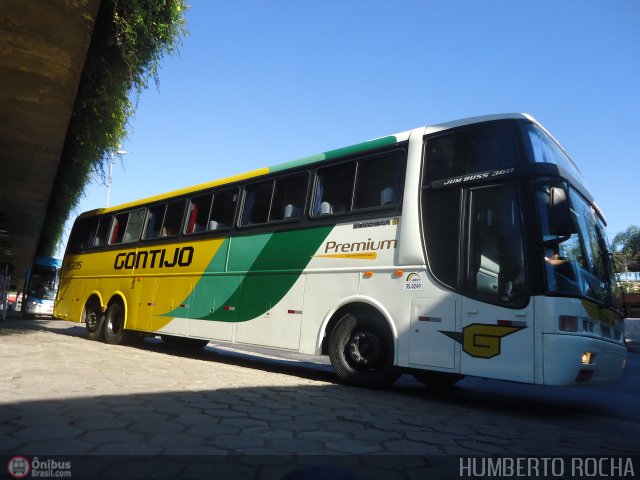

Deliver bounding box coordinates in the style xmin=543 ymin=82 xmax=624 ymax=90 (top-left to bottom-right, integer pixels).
xmin=143 ymin=205 xmax=165 ymax=240
xmin=144 ymin=201 xmax=185 ymax=239
xmin=123 ymin=208 xmax=145 ymax=243
xmin=69 ymin=218 xmax=98 ymax=251
xmin=94 ymin=217 xmax=111 ymax=247
xmin=270 ymin=173 xmax=307 ymax=221
xmin=110 ymin=209 xmax=146 ymax=245
xmin=422 ymin=189 xmax=460 ymax=288
xmin=110 ymin=213 xmax=127 ymax=244
xmin=241 ymin=181 xmax=273 ymax=226
xmin=186 ymin=194 xmax=212 ymax=234
xmin=209 ymin=188 xmax=237 ymax=230
xmin=468 ymin=186 xmax=525 ymax=307
xmin=353 ymin=152 xmax=404 ymax=210
xmin=312 ymin=163 xmax=355 ymax=215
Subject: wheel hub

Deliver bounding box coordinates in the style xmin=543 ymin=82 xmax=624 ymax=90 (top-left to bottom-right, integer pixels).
xmin=348 ymin=331 xmax=381 ymax=367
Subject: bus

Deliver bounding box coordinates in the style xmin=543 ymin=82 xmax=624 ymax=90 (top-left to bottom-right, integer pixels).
xmin=54 ymin=113 xmax=626 ymax=387
xmin=23 ymin=256 xmax=62 ymax=318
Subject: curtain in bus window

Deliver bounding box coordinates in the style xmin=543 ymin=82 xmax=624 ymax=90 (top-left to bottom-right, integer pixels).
xmin=110 ymin=213 xmax=127 ymax=244
xmin=144 ymin=205 xmax=165 ymax=239
xmin=242 ymin=182 xmax=272 ymax=225
xmin=186 ymin=195 xmax=211 ymax=234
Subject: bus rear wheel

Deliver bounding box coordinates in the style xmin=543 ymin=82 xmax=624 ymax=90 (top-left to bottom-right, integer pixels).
xmin=329 ymin=312 xmax=400 ymax=388
xmin=83 ymin=299 xmax=104 ymax=341
xmin=104 ymin=300 xmax=133 ymax=345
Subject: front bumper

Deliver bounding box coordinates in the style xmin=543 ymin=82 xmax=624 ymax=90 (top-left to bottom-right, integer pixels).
xmin=543 ymin=334 xmax=627 ymax=386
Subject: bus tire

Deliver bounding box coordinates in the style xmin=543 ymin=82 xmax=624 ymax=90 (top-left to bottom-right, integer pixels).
xmin=412 ymin=370 xmax=463 ymax=388
xmin=104 ymin=300 xmax=133 ymax=345
xmin=83 ymin=298 xmax=104 ymax=341
xmin=328 ymin=312 xmax=400 ymax=388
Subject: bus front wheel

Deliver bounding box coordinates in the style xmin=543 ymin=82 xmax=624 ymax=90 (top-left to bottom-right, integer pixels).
xmin=83 ymin=299 xmax=104 ymax=341
xmin=328 ymin=312 xmax=400 ymax=388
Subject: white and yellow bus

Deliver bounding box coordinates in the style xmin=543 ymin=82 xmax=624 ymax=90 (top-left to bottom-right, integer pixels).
xmin=55 ymin=113 xmax=626 ymax=387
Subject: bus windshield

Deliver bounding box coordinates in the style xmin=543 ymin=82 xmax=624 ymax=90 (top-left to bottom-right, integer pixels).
xmin=536 ymin=183 xmax=620 ymax=309
xmin=28 ymin=266 xmax=59 ymax=301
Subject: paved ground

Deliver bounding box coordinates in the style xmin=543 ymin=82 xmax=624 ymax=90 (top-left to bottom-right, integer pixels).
xmin=1 ymin=317 xmax=639 ymax=479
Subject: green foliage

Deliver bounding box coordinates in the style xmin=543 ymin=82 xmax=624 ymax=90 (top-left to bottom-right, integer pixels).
xmin=612 ymin=225 xmax=640 ymax=273
xmin=38 ymin=0 xmax=188 ymax=256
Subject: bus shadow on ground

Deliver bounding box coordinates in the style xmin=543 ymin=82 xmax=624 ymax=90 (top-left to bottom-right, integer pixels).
xmin=4 ymin=317 xmax=638 ymax=430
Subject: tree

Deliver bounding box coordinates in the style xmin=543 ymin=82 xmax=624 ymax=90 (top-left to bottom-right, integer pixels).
xmin=612 ymin=225 xmax=640 ymax=273
xmin=38 ymin=0 xmax=188 ymax=256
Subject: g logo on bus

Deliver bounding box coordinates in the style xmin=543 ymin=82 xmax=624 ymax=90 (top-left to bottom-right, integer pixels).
xmin=441 ymin=324 xmax=524 ymax=359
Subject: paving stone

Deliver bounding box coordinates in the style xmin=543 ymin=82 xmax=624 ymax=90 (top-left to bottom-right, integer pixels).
xmin=266 ymin=437 xmax=325 ymax=454
xmin=79 ymin=429 xmax=143 ymax=445
xmin=146 ymin=432 xmax=207 ymax=448
xmin=90 ymin=442 xmax=163 ymax=455
xmin=207 ymin=433 xmax=264 ymax=450
xmin=73 ymin=415 xmax=131 ymax=430
xmin=19 ymin=438 xmax=94 ymax=455
xmin=12 ymin=424 xmax=83 ymax=440
xmin=12 ymin=414 xmax=70 ymax=427
xmin=186 ymin=423 xmax=240 ymax=437
xmin=219 ymin=417 xmax=268 ymax=428
xmin=325 ymin=439 xmax=382 ymax=454
xmin=382 ymin=440 xmax=444 ymax=455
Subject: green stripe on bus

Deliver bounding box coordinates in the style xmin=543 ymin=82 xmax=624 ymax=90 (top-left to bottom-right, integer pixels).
xmin=167 ymin=226 xmax=333 ymax=321
xmin=269 ymin=136 xmax=397 ymax=173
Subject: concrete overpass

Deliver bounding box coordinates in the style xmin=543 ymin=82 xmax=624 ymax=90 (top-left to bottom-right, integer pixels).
xmin=0 ymin=0 xmax=101 ymax=290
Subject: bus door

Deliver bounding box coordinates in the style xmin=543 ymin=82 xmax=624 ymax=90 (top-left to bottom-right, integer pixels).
xmin=459 ymin=185 xmax=534 ymax=383
xmin=409 ymin=297 xmax=458 ymax=370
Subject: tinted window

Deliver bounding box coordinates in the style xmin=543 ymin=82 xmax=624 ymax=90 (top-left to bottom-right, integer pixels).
xmin=241 ymin=174 xmax=306 ymax=226
xmin=270 ymin=174 xmax=307 ymax=221
xmin=521 ymin=123 xmax=583 ymax=182
xmin=241 ymin=181 xmax=273 ymax=225
xmin=312 ymin=150 xmax=405 ymax=216
xmin=110 ymin=213 xmax=127 ymax=244
xmin=424 ymin=122 xmax=517 ymax=185
xmin=353 ymin=153 xmax=404 ymax=209
xmin=313 ymin=163 xmax=355 ymax=215
xmin=468 ymin=186 xmax=525 ymax=307
xmin=94 ymin=217 xmax=111 ymax=247
xmin=422 ymin=189 xmax=460 ymax=288
xmin=124 ymin=208 xmax=145 ymax=243
xmin=209 ymin=189 xmax=237 ymax=229
xmin=185 ymin=194 xmax=212 ymax=234
xmin=144 ymin=201 xmax=185 ymax=239
xmin=68 ymin=218 xmax=98 ymax=251
xmin=109 ymin=208 xmax=148 ymax=244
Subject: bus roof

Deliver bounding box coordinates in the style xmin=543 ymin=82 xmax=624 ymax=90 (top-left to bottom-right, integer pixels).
xmin=34 ymin=257 xmax=62 ymax=268
xmin=79 ymin=113 xmax=535 ymax=218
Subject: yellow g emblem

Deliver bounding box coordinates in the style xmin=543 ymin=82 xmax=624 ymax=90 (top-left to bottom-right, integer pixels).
xmin=441 ymin=324 xmax=524 ymax=359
